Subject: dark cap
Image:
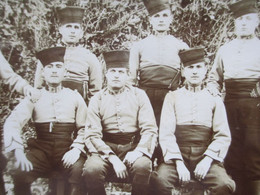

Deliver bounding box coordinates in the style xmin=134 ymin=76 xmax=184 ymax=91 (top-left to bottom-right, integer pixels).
xmin=179 ymin=47 xmax=205 ymax=67
xmin=57 ymin=6 xmax=85 ymax=25
xmin=36 ymin=47 xmax=66 ymax=66
xmin=103 ymin=50 xmax=129 ymax=69
xmin=143 ymin=0 xmax=171 ymax=16
xmin=229 ymin=0 xmax=257 ymax=18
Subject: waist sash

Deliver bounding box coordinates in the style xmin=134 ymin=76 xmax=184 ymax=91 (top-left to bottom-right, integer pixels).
xmin=34 ymin=122 xmax=76 ymax=140
xmin=175 ymin=125 xmax=212 ymax=147
xmin=103 ymin=131 xmax=140 ymax=145
xmin=138 ymin=65 xmax=180 ymax=90
xmin=225 ymin=79 xmax=259 ymax=99
xmin=62 ymin=78 xmax=88 ymax=100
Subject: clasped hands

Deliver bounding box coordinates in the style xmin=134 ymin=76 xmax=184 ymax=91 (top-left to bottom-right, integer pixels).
xmin=108 ymin=151 xmax=143 ymax=179
xmin=176 ymin=156 xmax=213 ymax=186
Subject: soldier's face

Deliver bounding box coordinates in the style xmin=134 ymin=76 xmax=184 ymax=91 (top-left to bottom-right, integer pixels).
xmin=106 ymin=68 xmax=129 ymax=90
xmin=149 ymin=9 xmax=173 ymax=32
xmin=59 ymin=23 xmax=83 ymax=44
xmin=43 ymin=62 xmax=66 ymax=86
xmin=235 ymin=13 xmax=259 ymax=37
xmin=182 ymin=62 xmax=207 ymax=86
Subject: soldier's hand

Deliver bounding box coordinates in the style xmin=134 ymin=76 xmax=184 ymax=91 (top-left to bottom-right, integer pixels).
xmin=14 ymin=149 xmax=33 ymax=172
xmin=175 ymin=160 xmax=190 ymax=185
xmin=24 ymin=86 xmax=41 ymax=103
xmin=194 ymin=156 xmax=213 ymax=181
xmin=62 ymin=148 xmax=81 ymax=168
xmin=108 ymin=155 xmax=128 ymax=179
xmin=123 ymin=151 xmax=143 ymax=166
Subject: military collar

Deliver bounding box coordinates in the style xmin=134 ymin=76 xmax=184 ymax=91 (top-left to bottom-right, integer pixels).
xmin=104 ymin=85 xmax=130 ymax=95
xmin=185 ymin=83 xmax=205 ymax=93
xmin=238 ymin=34 xmax=255 ymax=40
xmin=58 ymin=41 xmax=80 ymax=47
xmin=152 ymin=30 xmax=170 ymax=37
xmin=45 ymin=85 xmax=63 ymax=93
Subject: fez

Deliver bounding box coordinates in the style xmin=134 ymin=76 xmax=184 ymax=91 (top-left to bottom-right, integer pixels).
xmin=36 ymin=47 xmax=66 ymax=66
xmin=57 ymin=6 xmax=85 ymax=25
xmin=229 ymin=0 xmax=257 ymax=18
xmin=143 ymin=0 xmax=171 ymax=16
xmin=179 ymin=47 xmax=205 ymax=67
xmin=103 ymin=50 xmax=129 ymax=69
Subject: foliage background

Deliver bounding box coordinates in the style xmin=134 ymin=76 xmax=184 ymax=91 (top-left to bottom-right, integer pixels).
xmin=0 ymin=0 xmax=259 ymax=194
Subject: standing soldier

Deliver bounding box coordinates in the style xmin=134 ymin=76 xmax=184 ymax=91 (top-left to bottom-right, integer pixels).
xmin=82 ymin=51 xmax=158 ymax=195
xmin=154 ymin=48 xmax=235 ymax=195
xmin=208 ymin=1 xmax=260 ymax=194
xmin=129 ymin=0 xmax=189 ymax=125
xmin=4 ymin=47 xmax=87 ymax=195
xmin=0 ymin=50 xmax=36 ymax=195
xmin=34 ymin=6 xmax=102 ymax=103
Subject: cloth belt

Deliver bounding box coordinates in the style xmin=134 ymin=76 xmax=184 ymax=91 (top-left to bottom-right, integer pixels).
xmin=62 ymin=78 xmax=88 ymax=100
xmin=138 ymin=64 xmax=180 ymax=90
xmin=225 ymin=79 xmax=258 ymax=99
xmin=103 ymin=131 xmax=140 ymax=145
xmin=175 ymin=125 xmax=212 ymax=147
xmin=34 ymin=122 xmax=76 ymax=140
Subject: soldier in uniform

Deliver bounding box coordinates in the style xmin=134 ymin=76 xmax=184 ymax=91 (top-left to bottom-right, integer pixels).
xmin=129 ymin=0 xmax=189 ymax=125
xmin=4 ymin=47 xmax=87 ymax=195
xmin=82 ymin=50 xmax=158 ymax=195
xmin=34 ymin=6 xmax=102 ymax=103
xmin=207 ymin=1 xmax=260 ymax=194
xmin=0 ymin=50 xmax=37 ymax=195
xmin=154 ymin=48 xmax=235 ymax=195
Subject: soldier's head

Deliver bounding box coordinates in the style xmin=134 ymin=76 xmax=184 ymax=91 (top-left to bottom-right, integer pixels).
xmin=57 ymin=6 xmax=85 ymax=44
xmin=179 ymin=48 xmax=207 ymax=87
xmin=36 ymin=47 xmax=66 ymax=87
xmin=143 ymin=0 xmax=173 ymax=32
xmin=103 ymin=51 xmax=130 ymax=91
xmin=229 ymin=0 xmax=259 ymax=37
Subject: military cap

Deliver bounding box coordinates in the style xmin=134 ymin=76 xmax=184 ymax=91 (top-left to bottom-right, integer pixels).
xmin=36 ymin=47 xmax=66 ymax=66
xmin=57 ymin=6 xmax=85 ymax=25
xmin=103 ymin=50 xmax=129 ymax=69
xmin=179 ymin=47 xmax=205 ymax=67
xmin=143 ymin=0 xmax=171 ymax=16
xmin=229 ymin=0 xmax=258 ymax=18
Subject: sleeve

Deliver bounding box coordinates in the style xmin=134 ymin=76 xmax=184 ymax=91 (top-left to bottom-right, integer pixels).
xmin=134 ymin=90 xmax=158 ymax=158
xmin=87 ymin=53 xmax=103 ymax=99
xmin=129 ymin=42 xmax=140 ymax=86
xmin=0 ymin=51 xmax=30 ymax=95
xmin=207 ymin=48 xmax=225 ymax=92
xmin=70 ymin=92 xmax=88 ymax=153
xmin=84 ymin=93 xmax=115 ymax=159
xmin=34 ymin=60 xmax=44 ymax=89
xmin=203 ymin=97 xmax=231 ymax=162
xmin=3 ymin=98 xmax=34 ymax=153
xmin=159 ymin=92 xmax=183 ymax=162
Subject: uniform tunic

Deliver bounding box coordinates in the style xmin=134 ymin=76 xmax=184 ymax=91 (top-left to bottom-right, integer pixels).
xmin=129 ymin=34 xmax=189 ymax=125
xmin=4 ymin=87 xmax=87 ymax=188
xmin=208 ymin=37 xmax=260 ymax=194
xmin=34 ymin=46 xmax=102 ymax=101
xmin=155 ymin=86 xmax=235 ymax=195
xmin=83 ymin=85 xmax=158 ymax=195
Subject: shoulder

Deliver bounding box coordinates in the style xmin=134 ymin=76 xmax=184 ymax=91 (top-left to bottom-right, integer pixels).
xmin=217 ymin=39 xmax=237 ymax=53
xmin=168 ymin=35 xmax=189 ymax=48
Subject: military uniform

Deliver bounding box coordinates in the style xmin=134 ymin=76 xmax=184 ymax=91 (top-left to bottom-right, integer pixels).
xmin=208 ymin=1 xmax=260 ymax=194
xmin=82 ymin=51 xmax=158 ymax=195
xmin=34 ymin=7 xmax=102 ymax=102
xmin=154 ymin=48 xmax=235 ymax=195
xmin=4 ymin=47 xmax=87 ymax=195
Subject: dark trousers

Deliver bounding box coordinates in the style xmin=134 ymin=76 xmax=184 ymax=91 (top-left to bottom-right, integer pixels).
xmin=13 ymin=138 xmax=85 ymax=195
xmin=83 ymin=154 xmax=153 ymax=195
xmin=0 ymin=152 xmax=6 ymax=195
xmin=224 ymin=97 xmax=260 ymax=195
xmin=154 ymin=146 xmax=235 ymax=195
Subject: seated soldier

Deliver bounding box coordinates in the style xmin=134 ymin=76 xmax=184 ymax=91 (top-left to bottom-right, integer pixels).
xmin=3 ymin=47 xmax=87 ymax=195
xmin=154 ymin=48 xmax=235 ymax=195
xmin=82 ymin=50 xmax=158 ymax=195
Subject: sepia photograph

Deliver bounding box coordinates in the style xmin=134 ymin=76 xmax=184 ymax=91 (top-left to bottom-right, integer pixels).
xmin=0 ymin=0 xmax=259 ymax=194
